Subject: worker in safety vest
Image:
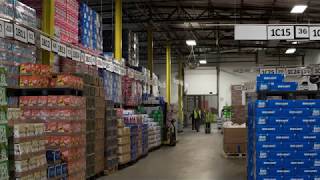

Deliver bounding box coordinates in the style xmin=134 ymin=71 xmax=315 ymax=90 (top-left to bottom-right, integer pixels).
xmin=205 ymin=108 xmax=217 ymax=134
xmin=190 ymin=107 xmax=201 ymax=132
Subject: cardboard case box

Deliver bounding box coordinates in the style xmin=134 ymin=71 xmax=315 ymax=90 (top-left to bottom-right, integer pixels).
xmin=223 ymin=127 xmax=247 ymax=144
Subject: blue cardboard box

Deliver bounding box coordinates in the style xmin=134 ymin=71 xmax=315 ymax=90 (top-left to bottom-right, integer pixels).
xmin=256 ymin=134 xmax=294 ymax=143
xmin=281 ymin=108 xmax=310 ymax=117
xmin=296 ymin=117 xmax=320 ymax=125
xmin=47 ymin=165 xmax=56 ymax=178
xmin=61 ymin=163 xmax=67 ymax=174
xmin=256 ymin=117 xmax=292 ymax=126
xmin=55 ymin=164 xmax=62 ymax=176
xmin=256 ymin=142 xmax=283 ymax=151
xmin=257 ymin=82 xmax=272 ymax=91
xmin=295 ymin=100 xmax=320 ymax=108
xmin=269 ymin=82 xmax=298 ymax=91
xmin=256 ymin=126 xmax=281 ymax=134
xmin=256 ymin=108 xmax=280 ymax=117
xmin=257 ymin=74 xmax=284 ymax=82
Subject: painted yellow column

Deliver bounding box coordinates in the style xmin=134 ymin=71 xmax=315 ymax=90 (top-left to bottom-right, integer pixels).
xmin=114 ymin=0 xmax=122 ymax=61
xmin=178 ymin=59 xmax=183 ymax=125
xmin=166 ymin=43 xmax=171 ymax=104
xmin=42 ymin=0 xmax=55 ymax=65
xmin=147 ymin=27 xmax=153 ymax=94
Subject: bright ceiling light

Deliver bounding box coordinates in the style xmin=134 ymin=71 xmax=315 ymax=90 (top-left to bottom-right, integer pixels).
xmin=291 ymin=5 xmax=308 ymax=14
xmin=292 ymin=41 xmax=298 ymax=45
xmin=199 ymin=60 xmax=207 ymax=64
xmin=186 ymin=40 xmax=196 ymax=46
xmin=285 ymin=48 xmax=296 ymax=54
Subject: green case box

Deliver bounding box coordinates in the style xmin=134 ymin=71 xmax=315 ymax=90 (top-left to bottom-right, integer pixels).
xmin=0 ymin=125 xmax=7 ymax=145
xmin=0 ymin=161 xmax=9 ymax=180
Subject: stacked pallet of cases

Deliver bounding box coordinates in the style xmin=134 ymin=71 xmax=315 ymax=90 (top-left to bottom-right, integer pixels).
xmin=82 ymin=74 xmax=96 ymax=178
xmin=129 ymin=125 xmax=138 ymax=161
xmin=117 ymin=116 xmax=131 ymax=165
xmin=94 ymin=77 xmax=105 ymax=175
xmin=141 ymin=123 xmax=149 ymax=156
xmin=0 ymin=68 xmax=9 ymax=180
xmin=248 ymin=74 xmax=320 ymax=180
xmin=104 ymin=101 xmax=118 ymax=173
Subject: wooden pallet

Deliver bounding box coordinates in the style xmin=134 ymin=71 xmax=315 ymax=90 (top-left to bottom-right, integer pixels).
xmin=103 ymin=166 xmax=118 ymax=176
xmin=222 ymin=151 xmax=246 ymax=159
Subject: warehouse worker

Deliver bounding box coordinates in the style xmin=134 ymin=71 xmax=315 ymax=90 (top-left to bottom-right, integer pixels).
xmin=191 ymin=107 xmax=201 ymax=132
xmin=193 ymin=108 xmax=202 ymax=132
xmin=205 ymin=108 xmax=216 ymax=134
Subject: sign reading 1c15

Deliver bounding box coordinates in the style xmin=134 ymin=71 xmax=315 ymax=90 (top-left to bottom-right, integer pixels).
xmin=267 ymin=26 xmax=294 ymax=40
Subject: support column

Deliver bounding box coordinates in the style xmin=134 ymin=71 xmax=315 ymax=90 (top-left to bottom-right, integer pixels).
xmin=178 ymin=58 xmax=184 ymax=127
xmin=42 ymin=0 xmax=55 ymax=65
xmin=166 ymin=43 xmax=171 ymax=104
xmin=147 ymin=27 xmax=153 ymax=94
xmin=114 ymin=0 xmax=122 ymax=61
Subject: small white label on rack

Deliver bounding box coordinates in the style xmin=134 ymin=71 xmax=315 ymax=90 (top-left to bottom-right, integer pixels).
xmin=310 ymin=26 xmax=320 ymax=40
xmin=313 ymin=67 xmax=320 ymax=75
xmin=302 ymin=68 xmax=312 ymax=76
xmin=58 ymin=43 xmax=67 ymax=57
xmin=295 ymin=26 xmax=309 ymax=39
xmin=51 ymin=41 xmax=58 ymax=53
xmin=91 ymin=56 xmax=97 ymax=66
xmin=80 ymin=52 xmax=85 ymax=62
xmin=286 ymin=67 xmax=302 ymax=76
xmin=0 ymin=21 xmax=4 ymax=38
xmin=105 ymin=61 xmax=113 ymax=72
xmin=4 ymin=22 xmax=13 ymax=37
xmin=85 ymin=54 xmax=91 ymax=65
xmin=14 ymin=24 xmax=27 ymax=43
xmin=27 ymin=30 xmax=35 ymax=44
xmin=276 ymin=68 xmax=286 ymax=74
xmin=96 ymin=58 xmax=103 ymax=68
xmin=72 ymin=48 xmax=81 ymax=61
xmin=40 ymin=35 xmax=51 ymax=51
xmin=260 ymin=68 xmax=276 ymax=74
xmin=66 ymin=47 xmax=72 ymax=58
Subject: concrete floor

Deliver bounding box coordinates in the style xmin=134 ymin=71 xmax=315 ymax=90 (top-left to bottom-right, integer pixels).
xmin=100 ymin=127 xmax=246 ymax=180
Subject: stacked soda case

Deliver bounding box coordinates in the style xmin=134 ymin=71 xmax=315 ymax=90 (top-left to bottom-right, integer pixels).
xmin=128 ymin=125 xmax=138 ymax=161
xmin=94 ymin=78 xmax=105 ymax=174
xmin=141 ymin=124 xmax=149 ymax=156
xmin=0 ymin=38 xmax=36 ymax=64
xmin=117 ymin=118 xmax=131 ymax=165
xmin=144 ymin=118 xmax=162 ymax=150
xmin=79 ymin=3 xmax=103 ymax=51
xmin=18 ymin=95 xmax=86 ymax=180
xmin=0 ymin=68 xmax=9 ymax=180
xmin=99 ymin=69 xmax=122 ymax=104
xmin=137 ymin=125 xmax=142 ymax=157
xmin=248 ymin=74 xmax=320 ymax=180
xmin=104 ymin=102 xmax=118 ymax=171
xmin=81 ymin=74 xmax=97 ymax=178
xmin=112 ymin=73 xmax=122 ymax=104
xmin=46 ymin=150 xmax=68 ymax=179
xmin=122 ymin=76 xmax=139 ymax=106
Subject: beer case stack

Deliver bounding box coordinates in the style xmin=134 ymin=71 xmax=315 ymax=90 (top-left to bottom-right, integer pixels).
xmin=104 ymin=101 xmax=118 ymax=171
xmin=82 ymin=75 xmax=96 ymax=178
xmin=117 ymin=118 xmax=131 ymax=165
xmin=141 ymin=124 xmax=149 ymax=156
xmin=129 ymin=125 xmax=138 ymax=161
xmin=94 ymin=78 xmax=105 ymax=174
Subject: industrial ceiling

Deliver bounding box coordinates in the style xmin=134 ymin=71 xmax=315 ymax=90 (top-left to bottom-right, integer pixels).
xmin=87 ymin=0 xmax=320 ymax=64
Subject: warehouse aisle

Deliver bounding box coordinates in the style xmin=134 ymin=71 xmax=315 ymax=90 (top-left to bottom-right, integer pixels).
xmin=101 ymin=128 xmax=246 ymax=180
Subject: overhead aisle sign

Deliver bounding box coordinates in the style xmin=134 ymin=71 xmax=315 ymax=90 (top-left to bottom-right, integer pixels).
xmin=235 ymin=25 xmax=320 ymax=40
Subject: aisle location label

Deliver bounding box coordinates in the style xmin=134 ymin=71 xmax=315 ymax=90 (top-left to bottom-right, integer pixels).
xmin=66 ymin=47 xmax=72 ymax=58
xmin=267 ymin=26 xmax=294 ymax=40
xmin=51 ymin=41 xmax=58 ymax=53
xmin=295 ymin=26 xmax=309 ymax=38
xmin=40 ymin=35 xmax=51 ymax=51
xmin=0 ymin=21 xmax=4 ymax=38
xmin=310 ymin=26 xmax=320 ymax=40
xmin=58 ymin=43 xmax=67 ymax=57
xmin=4 ymin=22 xmax=13 ymax=37
xmin=80 ymin=52 xmax=85 ymax=62
xmin=27 ymin=30 xmax=35 ymax=44
xmin=14 ymin=24 xmax=28 ymax=43
xmin=286 ymin=67 xmax=302 ymax=76
xmin=72 ymin=48 xmax=81 ymax=61
xmin=235 ymin=24 xmax=320 ymax=40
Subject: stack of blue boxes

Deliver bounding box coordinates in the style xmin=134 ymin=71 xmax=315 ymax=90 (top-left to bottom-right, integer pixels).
xmin=257 ymin=74 xmax=298 ymax=91
xmin=248 ymin=74 xmax=320 ymax=180
xmin=141 ymin=124 xmax=149 ymax=155
xmin=129 ymin=125 xmax=138 ymax=161
xmin=79 ymin=3 xmax=103 ymax=51
xmin=46 ymin=150 xmax=67 ymax=179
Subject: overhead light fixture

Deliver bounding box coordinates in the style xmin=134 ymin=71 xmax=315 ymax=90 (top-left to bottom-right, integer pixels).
xmin=292 ymin=41 xmax=298 ymax=45
xmin=199 ymin=60 xmax=207 ymax=64
xmin=291 ymin=5 xmax=308 ymax=14
xmin=285 ymin=48 xmax=296 ymax=54
xmin=186 ymin=40 xmax=196 ymax=46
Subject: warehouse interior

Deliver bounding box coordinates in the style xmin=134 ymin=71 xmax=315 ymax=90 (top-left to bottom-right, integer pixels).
xmin=1 ymin=0 xmax=320 ymax=180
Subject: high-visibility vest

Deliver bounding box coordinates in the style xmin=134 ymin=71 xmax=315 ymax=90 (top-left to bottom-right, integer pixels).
xmin=193 ymin=110 xmax=199 ymax=119
xmin=206 ymin=112 xmax=216 ymax=123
